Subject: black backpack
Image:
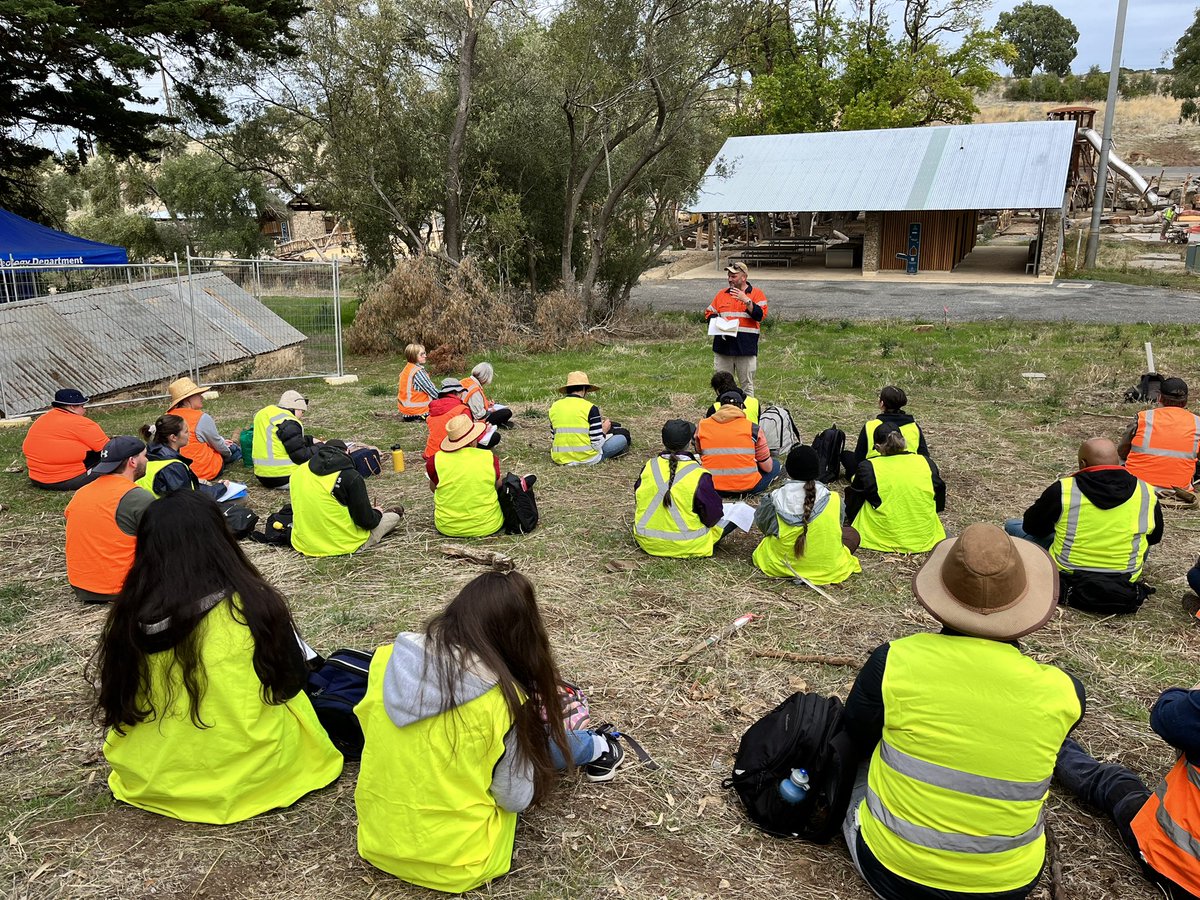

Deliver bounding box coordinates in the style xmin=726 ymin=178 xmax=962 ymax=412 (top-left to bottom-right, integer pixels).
xmin=723 ymin=692 xmax=858 ymax=842
xmin=499 ymin=473 xmax=539 ymax=534
xmin=1124 ymin=372 xmax=1163 ymax=403
xmin=810 ymin=426 xmax=847 ymax=482
xmin=222 ymin=504 xmax=259 ymax=540
xmin=305 ymin=648 xmax=374 ymax=760
xmin=251 ymin=503 xmax=295 ymax=546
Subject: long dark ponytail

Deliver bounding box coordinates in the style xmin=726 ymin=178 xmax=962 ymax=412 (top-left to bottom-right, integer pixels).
xmin=792 ymin=480 xmax=817 ymax=557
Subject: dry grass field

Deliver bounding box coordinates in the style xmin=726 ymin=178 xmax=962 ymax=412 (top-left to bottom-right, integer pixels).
xmin=2 ymin=315 xmax=1198 ymax=899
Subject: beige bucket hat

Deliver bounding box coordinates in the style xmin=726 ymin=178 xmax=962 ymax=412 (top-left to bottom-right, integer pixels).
xmin=441 ymin=413 xmax=487 ymax=451
xmin=166 ymin=376 xmax=208 ymax=410
xmin=559 ymin=371 xmax=599 ymax=394
xmin=912 ymin=523 xmax=1059 ymax=641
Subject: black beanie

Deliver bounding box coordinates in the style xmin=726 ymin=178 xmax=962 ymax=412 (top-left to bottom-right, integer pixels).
xmin=786 ymin=445 xmax=820 ymax=481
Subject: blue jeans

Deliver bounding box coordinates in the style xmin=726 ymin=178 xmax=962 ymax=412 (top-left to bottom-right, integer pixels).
xmin=600 ymin=434 xmax=629 ymax=460
xmin=223 ymin=443 xmax=244 ymax=468
xmin=549 ymin=730 xmax=602 ymax=769
xmin=1003 ymin=518 xmax=1052 ymax=550
xmin=1055 ymin=738 xmax=1149 ymax=856
xmin=1188 ymin=563 xmax=1200 ymax=598
xmin=748 ymin=457 xmax=782 ymax=495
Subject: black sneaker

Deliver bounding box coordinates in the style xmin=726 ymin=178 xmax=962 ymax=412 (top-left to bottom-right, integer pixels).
xmin=584 ymin=734 xmax=625 ymax=782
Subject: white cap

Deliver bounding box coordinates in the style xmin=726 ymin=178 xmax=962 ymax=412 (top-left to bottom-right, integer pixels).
xmin=279 ymin=389 xmax=309 ymax=411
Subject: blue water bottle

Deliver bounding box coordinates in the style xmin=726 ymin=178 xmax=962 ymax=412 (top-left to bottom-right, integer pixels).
xmin=779 ymin=768 xmax=810 ymax=804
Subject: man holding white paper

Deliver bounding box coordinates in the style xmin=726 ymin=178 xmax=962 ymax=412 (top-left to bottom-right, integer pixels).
xmin=704 ymin=261 xmax=768 ymax=397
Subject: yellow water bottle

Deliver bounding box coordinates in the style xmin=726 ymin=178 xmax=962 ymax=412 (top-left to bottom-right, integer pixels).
xmin=391 ymin=445 xmax=405 ymax=473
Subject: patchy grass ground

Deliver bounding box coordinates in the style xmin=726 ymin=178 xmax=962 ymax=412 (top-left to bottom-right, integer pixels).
xmin=3 ymin=317 xmax=1198 ymax=899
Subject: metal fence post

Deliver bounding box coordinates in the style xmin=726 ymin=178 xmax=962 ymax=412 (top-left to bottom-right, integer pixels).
xmin=185 ymin=251 xmax=200 ymax=381
xmin=0 ymin=268 xmax=12 ymax=415
xmin=332 ymin=258 xmax=344 ymax=377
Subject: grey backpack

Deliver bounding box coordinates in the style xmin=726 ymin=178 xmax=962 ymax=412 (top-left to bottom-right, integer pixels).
xmin=759 ymin=405 xmax=801 ymax=457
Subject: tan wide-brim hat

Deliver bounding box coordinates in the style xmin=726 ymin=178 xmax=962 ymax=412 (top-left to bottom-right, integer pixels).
xmin=441 ymin=414 xmax=488 ymax=451
xmin=559 ymin=370 xmax=599 ymax=394
xmin=166 ymin=376 xmax=208 ymax=410
xmin=912 ymin=523 xmax=1059 ymax=641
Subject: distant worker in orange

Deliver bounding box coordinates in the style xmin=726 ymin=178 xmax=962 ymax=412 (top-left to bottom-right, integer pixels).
xmin=64 ymin=436 xmax=153 ymax=604
xmin=166 ymin=377 xmax=242 ymax=481
xmin=397 ymin=344 xmax=439 ymax=420
xmin=703 ymin=261 xmax=768 ymax=397
xmin=23 ymin=388 xmax=110 ymax=491
xmin=1119 ymin=377 xmax=1200 ymax=489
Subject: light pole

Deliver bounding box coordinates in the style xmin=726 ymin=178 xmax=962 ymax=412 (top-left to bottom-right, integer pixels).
xmin=1084 ymin=0 xmax=1130 ymax=269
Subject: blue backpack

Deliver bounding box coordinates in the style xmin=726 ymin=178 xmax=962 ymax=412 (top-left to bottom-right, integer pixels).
xmin=305 ymin=648 xmax=374 ymax=759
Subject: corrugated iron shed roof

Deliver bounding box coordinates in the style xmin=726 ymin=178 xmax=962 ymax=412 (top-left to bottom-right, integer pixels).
xmin=0 ymin=272 xmax=306 ymax=417
xmin=689 ymin=120 xmax=1077 ymax=213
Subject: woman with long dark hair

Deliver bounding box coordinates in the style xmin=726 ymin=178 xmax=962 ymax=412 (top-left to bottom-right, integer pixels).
xmin=93 ymin=491 xmax=342 ymax=824
xmin=753 ymin=445 xmax=861 ymax=584
xmin=355 ymin=570 xmax=623 ymax=893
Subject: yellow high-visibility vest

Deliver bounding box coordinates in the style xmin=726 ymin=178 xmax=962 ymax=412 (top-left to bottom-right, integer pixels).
xmin=752 ymin=489 xmax=860 ymax=584
xmin=433 ymin=447 xmax=504 ymax=537
xmin=1050 ymin=475 xmax=1155 ymax=580
xmin=858 ymin=633 xmax=1081 ymax=893
xmin=632 ymin=456 xmax=720 ymax=558
xmin=864 ymin=419 xmax=922 ymax=460
xmin=290 ymin=463 xmax=371 ymax=556
xmin=548 ymin=395 xmax=599 ymax=465
xmin=251 ymin=405 xmax=301 ymax=479
xmin=853 ymin=453 xmax=945 ymax=553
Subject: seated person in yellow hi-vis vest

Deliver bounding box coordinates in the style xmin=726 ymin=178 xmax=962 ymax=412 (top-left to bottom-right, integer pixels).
xmin=291 ymin=441 xmax=403 ymax=557
xmin=843 ymin=523 xmax=1085 ymax=900
xmin=846 ymin=424 xmax=945 ymax=553
xmin=136 ymin=414 xmax=229 ymax=502
xmin=548 ymin=371 xmax=630 ymax=465
xmin=840 ymin=384 xmax=931 ymax=481
xmin=1118 ymin=377 xmax=1200 ymax=489
xmin=703 ymin=371 xmax=760 ymax=424
xmin=633 ymin=420 xmax=726 ymax=558
xmin=252 ymin=390 xmax=320 ymax=488
xmin=1056 ymin=685 xmax=1200 ymax=900
xmin=94 ymin=492 xmax=343 ymax=824
xmin=696 ymin=391 xmax=780 ymax=495
xmin=64 ymin=436 xmax=154 ymax=604
xmin=355 ymin=571 xmax=625 ymax=893
xmin=426 ymin=414 xmax=504 ymax=538
xmin=753 ymin=445 xmax=861 ymax=585
xmin=1005 ymin=438 xmax=1162 ymax=615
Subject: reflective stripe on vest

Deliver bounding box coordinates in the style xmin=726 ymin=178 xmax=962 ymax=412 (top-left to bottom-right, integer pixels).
xmin=864 ymin=419 xmax=922 ymax=460
xmin=397 ymin=363 xmax=431 ymax=415
xmin=634 ymin=459 xmax=710 ymax=541
xmin=549 ymin=396 xmax=600 ymax=464
xmin=460 ymin=376 xmax=491 ymax=414
xmin=433 ymin=448 xmax=504 ymax=537
xmin=853 ymin=453 xmax=945 ymax=553
xmin=1127 ymin=407 xmax=1200 ymax=488
xmin=1155 ymin=763 xmax=1200 ymax=858
xmin=290 ymin=464 xmax=370 ymax=556
xmin=1052 ymin=476 xmax=1153 ymax=576
xmin=697 ymin=417 xmax=758 ymax=490
xmin=858 ymin=633 xmax=1081 ymax=893
xmin=252 ymin=406 xmax=300 ymax=475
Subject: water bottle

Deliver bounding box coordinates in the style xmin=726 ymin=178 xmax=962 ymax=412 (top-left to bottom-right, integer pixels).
xmin=779 ymin=768 xmax=810 ymax=804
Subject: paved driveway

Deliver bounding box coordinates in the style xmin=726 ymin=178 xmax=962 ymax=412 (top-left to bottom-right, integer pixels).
xmin=631 ymin=277 xmax=1200 ymax=324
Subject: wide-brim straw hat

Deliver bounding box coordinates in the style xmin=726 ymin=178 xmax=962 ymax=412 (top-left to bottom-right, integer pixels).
xmin=559 ymin=370 xmax=599 ymax=394
xmin=167 ymin=376 xmax=208 ymax=410
xmin=912 ymin=523 xmax=1058 ymax=641
xmin=441 ymin=414 xmax=488 ymax=451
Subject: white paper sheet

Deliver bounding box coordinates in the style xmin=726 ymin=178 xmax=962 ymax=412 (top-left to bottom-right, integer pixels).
xmin=708 ymin=315 xmax=739 ymax=337
xmin=717 ymin=500 xmax=755 ymax=532
xmin=218 ymin=481 xmax=248 ymax=502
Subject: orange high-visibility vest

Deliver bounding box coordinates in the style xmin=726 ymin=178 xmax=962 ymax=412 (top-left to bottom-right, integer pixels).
xmin=460 ymin=376 xmax=493 ymax=416
xmin=1126 ymin=407 xmax=1200 ymax=489
xmin=697 ymin=416 xmax=759 ymax=492
xmin=397 ymin=363 xmax=432 ymax=416
xmin=424 ymin=401 xmax=469 ymax=459
xmin=707 ymin=286 xmax=769 ymax=340
xmin=1131 ymin=755 xmax=1200 ymax=896
xmin=173 ymin=406 xmax=223 ymax=481
xmin=64 ymin=476 xmax=139 ymax=595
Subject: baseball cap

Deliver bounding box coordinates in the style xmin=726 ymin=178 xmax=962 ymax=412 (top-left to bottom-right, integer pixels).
xmin=661 ymin=419 xmax=696 ymax=451
xmin=724 ymin=261 xmax=748 ymax=275
xmin=717 ymin=390 xmax=745 ymax=407
xmin=279 ymin=390 xmax=309 ymax=411
xmin=1161 ymin=377 xmax=1188 ymax=400
xmin=92 ymin=436 xmax=147 ymax=474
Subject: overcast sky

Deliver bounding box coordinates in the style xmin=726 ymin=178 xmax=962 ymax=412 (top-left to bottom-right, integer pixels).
xmin=986 ymin=0 xmax=1193 ymax=71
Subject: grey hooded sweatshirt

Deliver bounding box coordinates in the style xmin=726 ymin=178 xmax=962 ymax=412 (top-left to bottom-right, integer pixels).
xmin=381 ymin=632 xmax=534 ymax=813
xmin=753 ymin=479 xmax=838 ymax=537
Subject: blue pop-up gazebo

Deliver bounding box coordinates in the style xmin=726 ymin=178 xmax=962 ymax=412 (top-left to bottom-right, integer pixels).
xmin=0 ymin=207 xmax=128 ymax=267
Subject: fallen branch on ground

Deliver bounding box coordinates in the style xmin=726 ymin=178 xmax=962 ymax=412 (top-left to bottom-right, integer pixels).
xmin=439 ymin=545 xmax=515 ymax=572
xmin=751 ymin=650 xmax=861 ymax=667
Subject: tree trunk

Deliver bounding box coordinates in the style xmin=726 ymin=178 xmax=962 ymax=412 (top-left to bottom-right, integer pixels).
xmin=443 ymin=15 xmax=477 ymax=263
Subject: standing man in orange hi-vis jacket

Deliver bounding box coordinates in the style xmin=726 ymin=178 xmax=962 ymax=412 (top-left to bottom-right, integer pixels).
xmin=703 ymin=261 xmax=768 ymax=398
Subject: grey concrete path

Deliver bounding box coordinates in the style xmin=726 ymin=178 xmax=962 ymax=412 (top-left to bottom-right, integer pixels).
xmin=630 ymin=276 xmax=1200 ymax=324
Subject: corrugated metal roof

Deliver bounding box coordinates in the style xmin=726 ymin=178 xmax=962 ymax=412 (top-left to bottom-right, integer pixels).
xmin=0 ymin=272 xmax=306 ymax=417
xmin=689 ymin=121 xmax=1076 ymax=213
